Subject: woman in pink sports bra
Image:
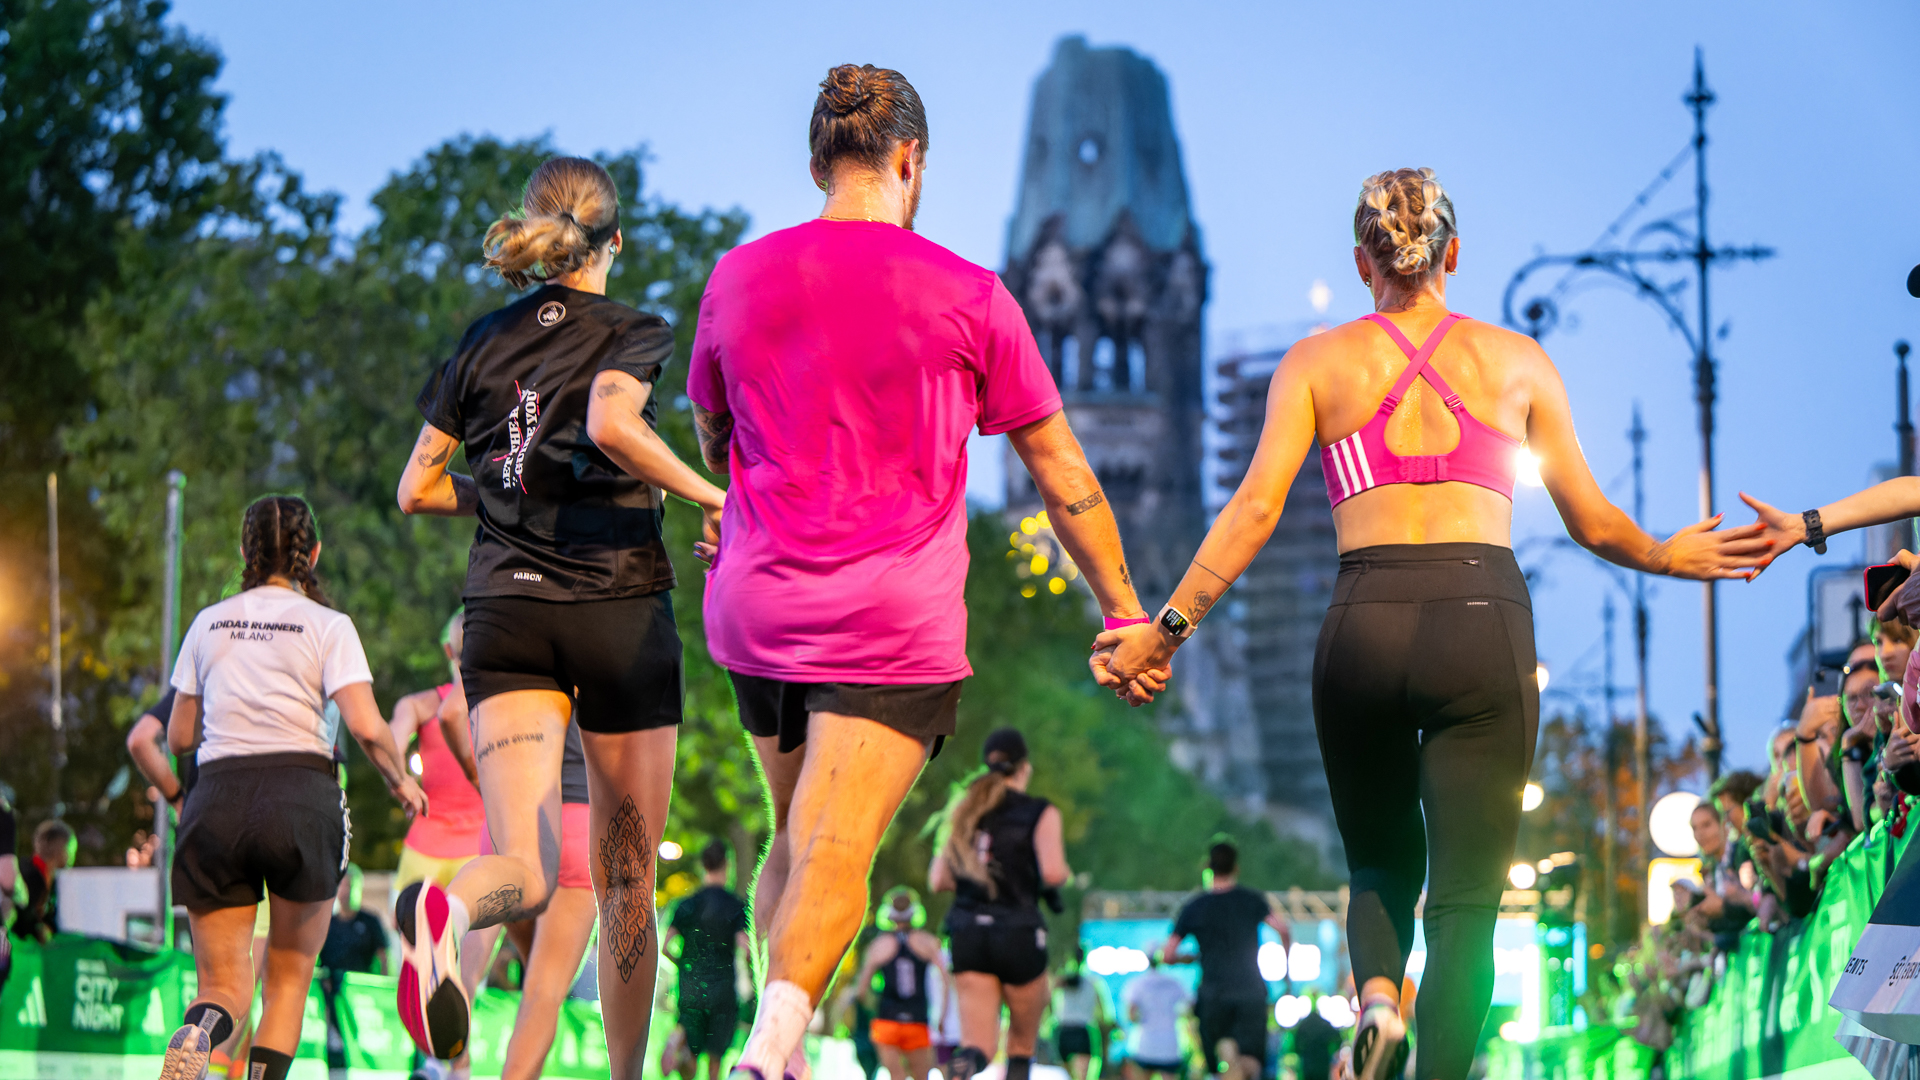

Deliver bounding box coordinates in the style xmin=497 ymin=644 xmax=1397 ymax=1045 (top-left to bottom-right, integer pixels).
xmin=1099 ymin=169 xmax=1769 ymax=1080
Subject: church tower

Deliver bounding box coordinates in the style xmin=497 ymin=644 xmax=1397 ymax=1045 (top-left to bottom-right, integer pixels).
xmin=1000 ymin=35 xmax=1209 ymax=606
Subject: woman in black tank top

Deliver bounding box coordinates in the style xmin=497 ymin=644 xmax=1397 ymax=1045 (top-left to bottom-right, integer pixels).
xmin=928 ymin=729 xmax=1071 ymax=1080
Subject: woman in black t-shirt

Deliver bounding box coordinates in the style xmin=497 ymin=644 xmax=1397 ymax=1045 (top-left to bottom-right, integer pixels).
xmin=928 ymin=728 xmax=1071 ymax=1080
xmin=395 ymin=156 xmax=726 ymax=1075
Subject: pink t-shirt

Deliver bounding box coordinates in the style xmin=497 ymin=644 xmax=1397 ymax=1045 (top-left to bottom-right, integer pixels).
xmin=686 ymin=219 xmax=1062 ymax=683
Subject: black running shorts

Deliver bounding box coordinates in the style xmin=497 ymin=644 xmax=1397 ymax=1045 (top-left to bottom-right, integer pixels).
xmin=1195 ymin=992 xmax=1269 ymax=1073
xmin=678 ymin=998 xmax=738 ymax=1058
xmin=727 ymin=672 xmax=962 ymax=755
xmin=1056 ymin=1024 xmax=1093 ymax=1060
xmin=173 ymin=753 xmax=348 ymax=911
xmin=945 ymin=911 xmax=1049 ymax=986
xmin=462 ymin=593 xmax=684 ymax=734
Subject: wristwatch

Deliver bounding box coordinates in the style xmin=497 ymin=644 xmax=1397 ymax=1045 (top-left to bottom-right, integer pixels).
xmin=1156 ymin=604 xmax=1196 ymax=641
xmin=1802 ymin=509 xmax=1827 ymax=555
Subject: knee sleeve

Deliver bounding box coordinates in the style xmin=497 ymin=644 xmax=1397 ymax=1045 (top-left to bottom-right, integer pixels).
xmin=183 ymin=1000 xmax=235 ymax=1047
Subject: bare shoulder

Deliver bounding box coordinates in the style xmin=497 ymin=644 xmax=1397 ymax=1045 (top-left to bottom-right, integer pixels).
xmin=1458 ymin=318 xmax=1553 ymax=371
xmin=910 ymin=929 xmax=944 ymax=959
xmin=395 ymin=688 xmax=440 ymax=718
xmin=1275 ymin=321 xmax=1370 ymax=374
xmin=867 ymin=933 xmax=900 ymax=961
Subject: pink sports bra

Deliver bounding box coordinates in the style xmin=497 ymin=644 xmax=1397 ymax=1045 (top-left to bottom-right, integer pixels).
xmin=1320 ymin=312 xmax=1521 ymax=508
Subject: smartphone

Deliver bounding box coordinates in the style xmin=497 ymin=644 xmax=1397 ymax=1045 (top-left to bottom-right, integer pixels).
xmin=1867 ymin=562 xmax=1912 ymax=611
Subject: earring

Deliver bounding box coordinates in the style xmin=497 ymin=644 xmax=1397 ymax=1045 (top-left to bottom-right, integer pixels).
xmin=1363 ymin=279 xmax=1372 ymax=288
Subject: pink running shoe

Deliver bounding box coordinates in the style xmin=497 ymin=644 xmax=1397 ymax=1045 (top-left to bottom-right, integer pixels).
xmin=395 ymin=881 xmax=470 ymax=1060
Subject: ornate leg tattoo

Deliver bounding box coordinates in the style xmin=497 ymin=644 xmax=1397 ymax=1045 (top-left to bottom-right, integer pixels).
xmin=599 ymin=796 xmax=654 ymax=983
xmin=475 ymin=884 xmax=525 ymax=925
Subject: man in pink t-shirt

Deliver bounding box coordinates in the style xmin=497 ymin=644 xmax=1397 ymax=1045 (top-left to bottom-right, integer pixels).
xmin=685 ymin=64 xmax=1152 ymax=1080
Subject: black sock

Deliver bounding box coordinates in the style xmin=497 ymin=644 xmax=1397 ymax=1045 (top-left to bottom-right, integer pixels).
xmin=182 ymin=1000 xmax=235 ymax=1047
xmin=949 ymin=1046 xmax=991 ymax=1080
xmin=1006 ymin=1055 xmax=1033 ymax=1080
xmin=248 ymin=1046 xmax=293 ymax=1080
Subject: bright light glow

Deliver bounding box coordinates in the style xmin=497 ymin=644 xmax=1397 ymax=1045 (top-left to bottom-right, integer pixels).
xmin=1008 ymin=532 xmax=1022 ymax=548
xmin=1036 ymin=511 xmax=1051 ymax=529
xmin=408 ymin=752 xmax=423 ymax=776
xmin=1308 ymin=279 xmax=1332 ymax=315
xmin=1048 ymin=577 xmax=1067 ymax=595
xmin=1020 ymin=517 xmax=1037 ymax=535
xmin=1649 ymin=791 xmax=1704 ymax=857
xmin=1021 ymin=585 xmax=1037 ymax=598
xmin=1273 ymin=995 xmax=1311 ymax=1028
xmin=658 ymin=841 xmax=683 ymax=861
xmin=1316 ymin=996 xmax=1355 ymax=1028
xmin=1495 ymin=943 xmax=1543 ymax=1042
xmin=1030 ymin=555 xmax=1049 ymax=575
xmin=1085 ymin=945 xmax=1151 ymax=977
xmin=1536 ymin=858 xmax=1555 ymax=875
xmin=1500 ymin=1021 xmax=1522 ymax=1042
xmin=1647 ymin=857 xmax=1705 ymax=923
xmin=1535 ymin=663 xmax=1550 ymax=692
xmin=1515 ymin=448 xmax=1544 ymax=486
xmin=1508 ymin=862 xmax=1538 ymax=890
xmin=1257 ymin=941 xmax=1288 ymax=981
xmin=1522 ymin=783 xmax=1544 ymax=812
xmin=1286 ymin=943 xmax=1321 ymax=982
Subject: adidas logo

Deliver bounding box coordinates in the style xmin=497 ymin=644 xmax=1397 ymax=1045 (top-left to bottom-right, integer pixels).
xmin=16 ymin=976 xmax=46 ymax=1027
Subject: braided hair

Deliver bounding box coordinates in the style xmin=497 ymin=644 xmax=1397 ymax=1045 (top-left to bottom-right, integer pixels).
xmin=239 ymin=494 xmax=330 ymax=606
xmin=1354 ymin=167 xmax=1457 ymax=279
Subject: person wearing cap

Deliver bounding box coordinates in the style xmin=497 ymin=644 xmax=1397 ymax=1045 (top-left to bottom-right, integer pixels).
xmin=852 ymin=886 xmax=952 ymax=1080
xmin=928 ymin=729 xmax=1070 ymax=1080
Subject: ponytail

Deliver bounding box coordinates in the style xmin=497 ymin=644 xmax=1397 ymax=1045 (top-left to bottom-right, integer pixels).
xmin=934 ymin=760 xmax=1019 ymax=897
xmin=240 ymin=494 xmax=329 ymax=606
xmin=482 ymin=156 xmax=621 ymax=290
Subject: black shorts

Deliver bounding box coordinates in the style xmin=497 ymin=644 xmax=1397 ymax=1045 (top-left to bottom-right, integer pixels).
xmin=728 ymin=672 xmax=962 ymax=755
xmin=1056 ymin=1024 xmax=1093 ymax=1059
xmin=945 ymin=911 xmax=1049 ymax=985
xmin=462 ymin=592 xmax=683 ymax=734
xmin=1196 ymin=993 xmax=1269 ymax=1072
xmin=173 ymin=753 xmax=347 ymax=911
xmin=679 ymin=998 xmax=738 ymax=1058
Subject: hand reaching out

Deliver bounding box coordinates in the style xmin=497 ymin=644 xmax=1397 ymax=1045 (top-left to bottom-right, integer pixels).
xmin=1650 ymin=513 xmax=1772 ymax=581
xmin=1736 ymin=493 xmax=1805 ymax=580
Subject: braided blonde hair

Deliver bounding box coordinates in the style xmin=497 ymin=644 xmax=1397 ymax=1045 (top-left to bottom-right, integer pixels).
xmin=1354 ymin=167 xmax=1457 ymax=279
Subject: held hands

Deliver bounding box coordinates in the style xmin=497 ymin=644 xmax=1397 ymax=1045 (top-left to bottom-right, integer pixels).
xmin=693 ymin=499 xmax=724 ymax=566
xmin=1091 ymin=622 xmax=1176 ymax=706
xmin=1652 ymin=512 xmax=1772 ymax=581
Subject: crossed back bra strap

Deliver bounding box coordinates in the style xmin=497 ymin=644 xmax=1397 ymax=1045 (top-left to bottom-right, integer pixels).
xmin=1365 ymin=312 xmax=1470 ymax=412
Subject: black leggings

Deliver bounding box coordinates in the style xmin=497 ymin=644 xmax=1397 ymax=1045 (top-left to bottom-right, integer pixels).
xmin=1312 ymin=543 xmax=1539 ymax=1080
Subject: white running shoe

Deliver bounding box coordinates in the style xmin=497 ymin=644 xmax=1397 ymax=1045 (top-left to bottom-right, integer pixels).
xmin=157 ymin=1013 xmax=216 ymax=1080
xmin=395 ymin=881 xmax=471 ymax=1060
xmin=1352 ymin=1000 xmax=1408 ymax=1080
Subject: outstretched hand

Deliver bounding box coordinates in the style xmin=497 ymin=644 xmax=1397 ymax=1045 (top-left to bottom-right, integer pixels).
xmin=1650 ymin=513 xmax=1772 ymax=581
xmin=1736 ymin=493 xmax=1808 ymax=580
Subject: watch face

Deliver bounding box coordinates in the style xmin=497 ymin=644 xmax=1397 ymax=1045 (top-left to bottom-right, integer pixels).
xmin=1158 ymin=607 xmax=1191 ymax=637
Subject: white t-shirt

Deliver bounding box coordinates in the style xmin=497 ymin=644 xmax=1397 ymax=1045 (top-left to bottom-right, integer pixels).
xmin=1122 ymin=970 xmax=1191 ymax=1064
xmin=170 ymin=585 xmax=373 ymax=763
xmin=1055 ymin=977 xmax=1108 ymax=1027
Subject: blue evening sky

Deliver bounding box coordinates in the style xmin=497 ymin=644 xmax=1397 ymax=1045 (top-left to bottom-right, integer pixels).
xmin=169 ymin=0 xmax=1920 ymax=777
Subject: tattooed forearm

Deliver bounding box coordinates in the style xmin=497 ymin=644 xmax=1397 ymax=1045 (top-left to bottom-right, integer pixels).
xmin=415 ymin=442 xmax=453 ymax=469
xmin=474 ymin=731 xmax=546 ymax=763
xmin=692 ymin=405 xmax=734 ymax=472
xmin=1063 ymin=490 xmax=1105 ymax=516
xmin=599 ymin=796 xmax=655 ymax=983
xmin=1645 ymin=537 xmax=1674 ymax=575
xmin=595 ymin=381 xmax=628 ymax=400
xmin=1191 ymin=590 xmax=1215 ymax=622
xmin=1120 ymin=563 xmax=1132 ymax=587
xmin=474 ymin=884 xmax=525 ymax=926
xmin=1194 ymin=560 xmax=1232 ymax=585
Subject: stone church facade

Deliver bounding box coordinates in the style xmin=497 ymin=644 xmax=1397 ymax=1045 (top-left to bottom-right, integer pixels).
xmin=997 ymin=37 xmax=1339 ymax=852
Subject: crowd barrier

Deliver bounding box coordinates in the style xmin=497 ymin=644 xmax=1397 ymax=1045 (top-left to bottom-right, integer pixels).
xmin=1490 ymin=809 xmax=1918 ymax=1079
xmin=0 ymin=934 xmax=611 ymax=1079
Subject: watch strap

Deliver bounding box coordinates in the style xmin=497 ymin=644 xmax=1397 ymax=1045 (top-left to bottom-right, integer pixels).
xmin=1102 ymin=615 xmax=1151 ymax=631
xmin=1803 ymin=509 xmax=1828 ymax=555
xmin=1156 ymin=604 xmax=1196 ymax=641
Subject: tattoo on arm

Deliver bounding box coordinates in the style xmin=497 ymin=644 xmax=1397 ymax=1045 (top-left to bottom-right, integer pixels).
xmin=599 ymin=796 xmax=655 ymax=983
xmin=1120 ymin=563 xmax=1132 ymax=587
xmin=1646 ymin=537 xmax=1674 ymax=575
xmin=474 ymin=884 xmax=525 ymax=926
xmin=1064 ymin=490 xmax=1105 ymax=516
xmin=693 ymin=407 xmax=734 ymax=470
xmin=1194 ymin=560 xmax=1232 ymax=586
xmin=1191 ymin=590 xmax=1216 ymax=622
xmin=595 ymin=381 xmax=628 ymax=400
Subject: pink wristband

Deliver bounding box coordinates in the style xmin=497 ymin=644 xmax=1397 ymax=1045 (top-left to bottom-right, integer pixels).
xmin=1103 ymin=616 xmax=1152 ymax=630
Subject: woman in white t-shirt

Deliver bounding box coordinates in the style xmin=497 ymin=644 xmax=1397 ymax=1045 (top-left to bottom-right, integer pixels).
xmin=157 ymin=496 xmax=426 ymax=1080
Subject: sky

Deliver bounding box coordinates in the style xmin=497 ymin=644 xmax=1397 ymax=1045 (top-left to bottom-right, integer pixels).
xmin=169 ymin=0 xmax=1920 ymax=777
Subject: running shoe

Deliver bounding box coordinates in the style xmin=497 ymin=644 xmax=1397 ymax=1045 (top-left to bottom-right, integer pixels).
xmin=1352 ymin=1000 xmax=1409 ymax=1080
xmin=157 ymin=1012 xmax=218 ymax=1080
xmin=395 ymin=881 xmax=470 ymax=1060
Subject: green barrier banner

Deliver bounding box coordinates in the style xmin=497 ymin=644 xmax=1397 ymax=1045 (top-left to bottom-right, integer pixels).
xmin=1498 ymin=817 xmax=1918 ymax=1079
xmin=0 ymin=935 xmax=609 ymax=1079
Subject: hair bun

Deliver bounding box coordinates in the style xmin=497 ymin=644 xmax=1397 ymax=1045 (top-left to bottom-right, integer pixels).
xmin=821 ymin=64 xmax=875 ymax=116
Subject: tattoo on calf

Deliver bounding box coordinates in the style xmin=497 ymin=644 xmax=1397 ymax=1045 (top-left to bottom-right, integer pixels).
xmin=1064 ymin=490 xmax=1105 ymax=516
xmin=599 ymin=796 xmax=655 ymax=982
xmin=475 ymin=884 xmax=524 ymax=925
